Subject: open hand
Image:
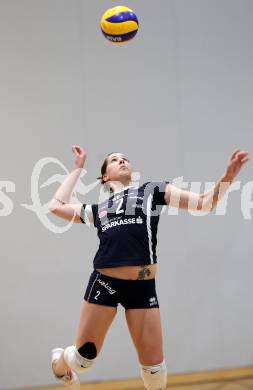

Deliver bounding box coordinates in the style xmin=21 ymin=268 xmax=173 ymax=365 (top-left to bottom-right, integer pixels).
xmin=72 ymin=146 xmax=87 ymax=169
xmin=225 ymin=149 xmax=249 ymax=181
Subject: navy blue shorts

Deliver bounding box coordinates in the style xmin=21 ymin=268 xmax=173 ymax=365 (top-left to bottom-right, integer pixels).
xmin=84 ymin=270 xmax=159 ymax=310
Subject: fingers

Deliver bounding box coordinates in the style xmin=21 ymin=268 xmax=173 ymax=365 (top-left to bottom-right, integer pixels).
xmin=71 ymin=145 xmax=85 ymax=156
xmin=232 ymin=150 xmax=249 ymax=161
xmin=237 ymin=151 xmax=249 ymax=161
xmin=234 ymin=151 xmax=250 ymax=168
xmin=231 ymin=148 xmax=241 ymax=159
xmin=72 ymin=145 xmax=81 ymax=153
xmin=241 ymin=157 xmax=250 ymax=165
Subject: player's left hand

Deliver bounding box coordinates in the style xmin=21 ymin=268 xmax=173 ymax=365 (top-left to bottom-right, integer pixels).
xmin=225 ymin=149 xmax=250 ymax=181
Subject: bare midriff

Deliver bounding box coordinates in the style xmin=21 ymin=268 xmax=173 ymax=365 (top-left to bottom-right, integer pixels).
xmin=96 ymin=263 xmax=157 ymax=280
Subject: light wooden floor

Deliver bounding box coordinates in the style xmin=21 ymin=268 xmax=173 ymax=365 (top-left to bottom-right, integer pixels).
xmin=78 ymin=378 xmax=253 ymax=390
xmin=31 ymin=366 xmax=253 ymax=390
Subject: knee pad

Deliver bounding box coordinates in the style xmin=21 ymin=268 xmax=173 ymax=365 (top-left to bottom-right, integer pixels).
xmin=64 ymin=343 xmax=97 ymax=373
xmin=78 ymin=342 xmax=97 ymax=359
xmin=140 ymin=360 xmax=167 ymax=390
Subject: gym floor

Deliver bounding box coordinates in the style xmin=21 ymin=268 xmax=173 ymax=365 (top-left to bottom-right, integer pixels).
xmin=32 ymin=366 xmax=253 ymax=390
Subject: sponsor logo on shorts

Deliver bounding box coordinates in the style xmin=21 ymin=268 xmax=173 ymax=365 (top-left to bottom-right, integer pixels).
xmin=97 ymin=278 xmax=116 ymax=295
xmin=149 ymin=297 xmax=157 ymax=306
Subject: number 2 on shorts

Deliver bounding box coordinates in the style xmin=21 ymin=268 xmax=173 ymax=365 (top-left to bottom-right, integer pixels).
xmin=94 ymin=290 xmax=100 ymax=300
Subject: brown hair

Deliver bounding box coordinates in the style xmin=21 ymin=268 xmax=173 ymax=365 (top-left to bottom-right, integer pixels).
xmin=97 ymin=152 xmax=116 ymax=185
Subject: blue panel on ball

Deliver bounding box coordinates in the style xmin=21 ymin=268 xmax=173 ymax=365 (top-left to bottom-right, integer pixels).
xmin=106 ymin=11 xmax=139 ymax=25
xmin=102 ymin=29 xmax=138 ymax=42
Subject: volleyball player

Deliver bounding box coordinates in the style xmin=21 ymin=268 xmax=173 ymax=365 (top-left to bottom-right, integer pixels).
xmin=50 ymin=146 xmax=249 ymax=389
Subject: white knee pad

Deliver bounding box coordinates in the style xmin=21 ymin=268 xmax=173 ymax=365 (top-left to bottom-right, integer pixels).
xmin=140 ymin=360 xmax=167 ymax=390
xmin=64 ymin=345 xmax=95 ymax=373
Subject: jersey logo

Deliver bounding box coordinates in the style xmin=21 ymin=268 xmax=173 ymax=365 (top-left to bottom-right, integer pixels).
xmin=98 ymin=210 xmax=107 ymax=218
xmin=101 ymin=217 xmax=143 ymax=232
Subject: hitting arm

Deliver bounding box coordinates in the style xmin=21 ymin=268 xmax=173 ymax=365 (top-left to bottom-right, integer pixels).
xmin=165 ymin=149 xmax=249 ymax=211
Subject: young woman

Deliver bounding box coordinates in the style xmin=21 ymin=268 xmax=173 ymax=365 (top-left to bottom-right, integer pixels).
xmin=50 ymin=146 xmax=249 ymax=389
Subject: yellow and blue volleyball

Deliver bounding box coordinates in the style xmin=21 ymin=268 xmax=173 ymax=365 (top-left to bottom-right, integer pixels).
xmin=100 ymin=6 xmax=139 ymax=44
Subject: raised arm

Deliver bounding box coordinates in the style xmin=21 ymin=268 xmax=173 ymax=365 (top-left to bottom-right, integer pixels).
xmin=164 ymin=149 xmax=250 ymax=211
xmin=48 ymin=146 xmax=87 ymax=223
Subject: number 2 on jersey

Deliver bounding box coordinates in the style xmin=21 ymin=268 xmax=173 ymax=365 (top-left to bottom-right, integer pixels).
xmin=116 ymin=198 xmax=124 ymax=214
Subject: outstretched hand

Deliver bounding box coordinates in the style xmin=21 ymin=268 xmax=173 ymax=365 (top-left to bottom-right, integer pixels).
xmin=225 ymin=149 xmax=249 ymax=181
xmin=72 ymin=145 xmax=87 ymax=169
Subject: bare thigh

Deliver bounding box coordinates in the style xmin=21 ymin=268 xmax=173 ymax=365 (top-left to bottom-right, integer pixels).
xmin=75 ymin=301 xmax=117 ymax=354
xmin=125 ymin=308 xmax=164 ymax=366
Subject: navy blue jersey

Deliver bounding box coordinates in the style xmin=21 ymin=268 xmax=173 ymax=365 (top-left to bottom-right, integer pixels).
xmin=80 ymin=181 xmax=169 ymax=269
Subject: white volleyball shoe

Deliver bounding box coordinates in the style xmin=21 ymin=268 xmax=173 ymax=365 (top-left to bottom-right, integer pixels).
xmin=51 ymin=347 xmax=80 ymax=388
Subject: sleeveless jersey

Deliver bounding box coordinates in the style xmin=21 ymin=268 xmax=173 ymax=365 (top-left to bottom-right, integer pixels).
xmin=80 ymin=181 xmax=169 ymax=268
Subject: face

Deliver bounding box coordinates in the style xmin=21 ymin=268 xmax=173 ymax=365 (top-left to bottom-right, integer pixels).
xmin=103 ymin=153 xmax=132 ymax=184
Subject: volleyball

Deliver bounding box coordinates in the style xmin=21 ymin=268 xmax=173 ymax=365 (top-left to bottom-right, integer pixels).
xmin=100 ymin=6 xmax=139 ymax=44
